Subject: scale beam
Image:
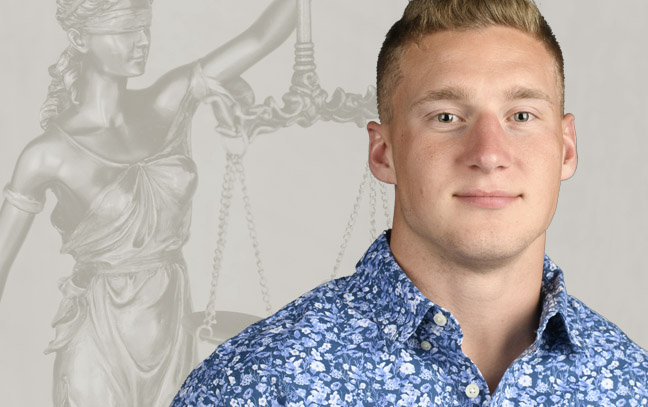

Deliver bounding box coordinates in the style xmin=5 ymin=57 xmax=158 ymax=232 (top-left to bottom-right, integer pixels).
xmin=213 ymin=0 xmax=378 ymax=142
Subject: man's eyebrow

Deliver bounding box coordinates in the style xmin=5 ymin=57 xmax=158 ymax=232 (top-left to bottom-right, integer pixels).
xmin=505 ymin=87 xmax=554 ymax=105
xmin=410 ymin=86 xmax=555 ymax=109
xmin=411 ymin=87 xmax=470 ymax=108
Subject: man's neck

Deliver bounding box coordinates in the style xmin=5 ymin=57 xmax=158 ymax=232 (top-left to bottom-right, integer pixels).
xmin=389 ymin=225 xmax=545 ymax=394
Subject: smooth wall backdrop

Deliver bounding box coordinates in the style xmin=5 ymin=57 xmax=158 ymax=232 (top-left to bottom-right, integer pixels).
xmin=0 ymin=1 xmax=646 ymax=404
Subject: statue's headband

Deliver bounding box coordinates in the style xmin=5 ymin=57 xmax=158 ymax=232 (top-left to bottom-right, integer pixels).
xmin=63 ymin=0 xmax=90 ymax=19
xmin=82 ymin=8 xmax=152 ymax=34
xmin=63 ymin=0 xmax=152 ymax=34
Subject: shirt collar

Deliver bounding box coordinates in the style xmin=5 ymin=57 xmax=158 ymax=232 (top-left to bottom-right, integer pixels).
xmin=353 ymin=231 xmax=434 ymax=343
xmin=353 ymin=231 xmax=585 ymax=352
xmin=536 ymin=255 xmax=585 ymax=351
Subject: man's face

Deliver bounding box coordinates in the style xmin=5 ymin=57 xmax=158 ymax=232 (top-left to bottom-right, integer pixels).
xmin=368 ymin=26 xmax=577 ymax=268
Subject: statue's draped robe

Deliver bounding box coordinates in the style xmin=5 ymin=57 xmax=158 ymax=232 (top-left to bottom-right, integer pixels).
xmin=4 ymin=62 xmax=237 ymax=407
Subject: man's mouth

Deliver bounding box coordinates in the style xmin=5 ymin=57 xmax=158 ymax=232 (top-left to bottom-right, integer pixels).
xmin=453 ymin=189 xmax=521 ymax=209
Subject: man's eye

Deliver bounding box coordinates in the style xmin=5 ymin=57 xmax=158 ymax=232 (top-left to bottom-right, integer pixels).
xmin=513 ymin=112 xmax=532 ymax=122
xmin=436 ymin=113 xmax=456 ymax=123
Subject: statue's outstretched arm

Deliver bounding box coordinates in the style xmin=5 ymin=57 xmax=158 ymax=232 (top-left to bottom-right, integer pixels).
xmin=199 ymin=0 xmax=297 ymax=83
xmin=0 ymin=138 xmax=53 ymax=304
xmin=148 ymin=0 xmax=297 ymax=113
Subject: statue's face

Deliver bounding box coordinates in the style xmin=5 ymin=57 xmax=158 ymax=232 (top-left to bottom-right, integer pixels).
xmin=84 ymin=27 xmax=151 ymax=77
xmin=77 ymin=1 xmax=153 ymax=78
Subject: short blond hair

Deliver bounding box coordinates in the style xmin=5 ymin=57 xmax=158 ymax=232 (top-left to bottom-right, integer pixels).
xmin=377 ymin=0 xmax=564 ymax=122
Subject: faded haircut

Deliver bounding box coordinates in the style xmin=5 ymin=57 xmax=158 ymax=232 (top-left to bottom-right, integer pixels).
xmin=376 ymin=0 xmax=564 ymax=123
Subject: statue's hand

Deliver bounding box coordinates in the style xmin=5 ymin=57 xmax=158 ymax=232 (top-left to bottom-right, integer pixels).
xmin=207 ymin=92 xmax=249 ymax=155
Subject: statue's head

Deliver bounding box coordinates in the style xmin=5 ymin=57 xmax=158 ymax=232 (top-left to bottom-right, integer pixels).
xmin=40 ymin=0 xmax=154 ymax=128
xmin=58 ymin=0 xmax=153 ymax=77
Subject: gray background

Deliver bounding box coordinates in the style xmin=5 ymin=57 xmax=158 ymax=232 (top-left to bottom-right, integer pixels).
xmin=0 ymin=0 xmax=646 ymax=404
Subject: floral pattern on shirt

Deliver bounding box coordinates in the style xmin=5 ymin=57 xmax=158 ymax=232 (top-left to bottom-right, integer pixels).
xmin=172 ymin=231 xmax=648 ymax=407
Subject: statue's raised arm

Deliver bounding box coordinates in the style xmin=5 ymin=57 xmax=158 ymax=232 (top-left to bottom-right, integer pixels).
xmin=149 ymin=0 xmax=297 ymax=116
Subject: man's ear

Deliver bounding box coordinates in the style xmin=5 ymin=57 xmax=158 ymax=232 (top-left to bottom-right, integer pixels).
xmin=560 ymin=113 xmax=578 ymax=181
xmin=367 ymin=120 xmax=397 ymax=185
xmin=67 ymin=28 xmax=89 ymax=54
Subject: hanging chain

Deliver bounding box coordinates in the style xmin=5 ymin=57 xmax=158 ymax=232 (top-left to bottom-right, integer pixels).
xmin=202 ymin=152 xmax=273 ymax=337
xmin=203 ymin=153 xmax=236 ymax=330
xmin=368 ymin=172 xmax=377 ymax=242
xmin=380 ymin=181 xmax=392 ymax=228
xmin=330 ymin=164 xmax=395 ymax=281
xmin=232 ymin=155 xmax=272 ymax=315
xmin=330 ymin=164 xmax=370 ymax=280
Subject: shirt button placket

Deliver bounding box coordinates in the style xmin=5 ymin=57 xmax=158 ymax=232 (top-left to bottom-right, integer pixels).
xmin=420 ymin=311 xmax=447 ymax=352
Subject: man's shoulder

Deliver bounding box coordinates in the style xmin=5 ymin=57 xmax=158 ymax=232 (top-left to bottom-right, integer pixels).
xmin=172 ymin=275 xmax=369 ymax=405
xmin=218 ymin=278 xmax=347 ymax=355
xmin=567 ymin=295 xmax=648 ymax=370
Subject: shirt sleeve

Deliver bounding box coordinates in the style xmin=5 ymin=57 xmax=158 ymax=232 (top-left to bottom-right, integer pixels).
xmin=3 ymin=184 xmax=45 ymax=214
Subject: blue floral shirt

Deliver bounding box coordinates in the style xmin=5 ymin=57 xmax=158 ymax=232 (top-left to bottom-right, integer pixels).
xmin=173 ymin=231 xmax=648 ymax=406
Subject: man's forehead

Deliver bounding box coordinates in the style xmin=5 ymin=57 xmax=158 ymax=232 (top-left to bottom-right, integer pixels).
xmin=396 ymin=27 xmax=560 ymax=103
xmin=403 ymin=26 xmax=550 ymax=64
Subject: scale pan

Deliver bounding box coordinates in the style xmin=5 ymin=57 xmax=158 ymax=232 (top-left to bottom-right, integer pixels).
xmin=183 ymin=311 xmax=263 ymax=345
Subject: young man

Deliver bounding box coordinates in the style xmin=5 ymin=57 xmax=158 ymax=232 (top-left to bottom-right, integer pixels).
xmin=173 ymin=0 xmax=648 ymax=405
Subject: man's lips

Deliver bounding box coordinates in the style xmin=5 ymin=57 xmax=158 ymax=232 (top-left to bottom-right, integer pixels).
xmin=453 ymin=189 xmax=521 ymax=209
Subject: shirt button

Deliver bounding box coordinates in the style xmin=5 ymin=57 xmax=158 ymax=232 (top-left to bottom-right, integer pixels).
xmin=420 ymin=340 xmax=432 ymax=351
xmin=433 ymin=311 xmax=448 ymax=327
xmin=465 ymin=383 xmax=480 ymax=399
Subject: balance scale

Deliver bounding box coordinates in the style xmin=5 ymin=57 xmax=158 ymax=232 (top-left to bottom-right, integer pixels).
xmin=183 ymin=0 xmax=392 ymax=346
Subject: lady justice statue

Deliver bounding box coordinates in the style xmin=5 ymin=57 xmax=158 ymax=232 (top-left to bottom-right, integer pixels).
xmin=0 ymin=0 xmax=297 ymax=405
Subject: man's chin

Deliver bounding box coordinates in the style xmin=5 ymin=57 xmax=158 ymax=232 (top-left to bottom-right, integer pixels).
xmin=444 ymin=237 xmax=533 ymax=271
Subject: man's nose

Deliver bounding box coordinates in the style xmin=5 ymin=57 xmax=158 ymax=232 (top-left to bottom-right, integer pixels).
xmin=460 ymin=113 xmax=512 ymax=173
